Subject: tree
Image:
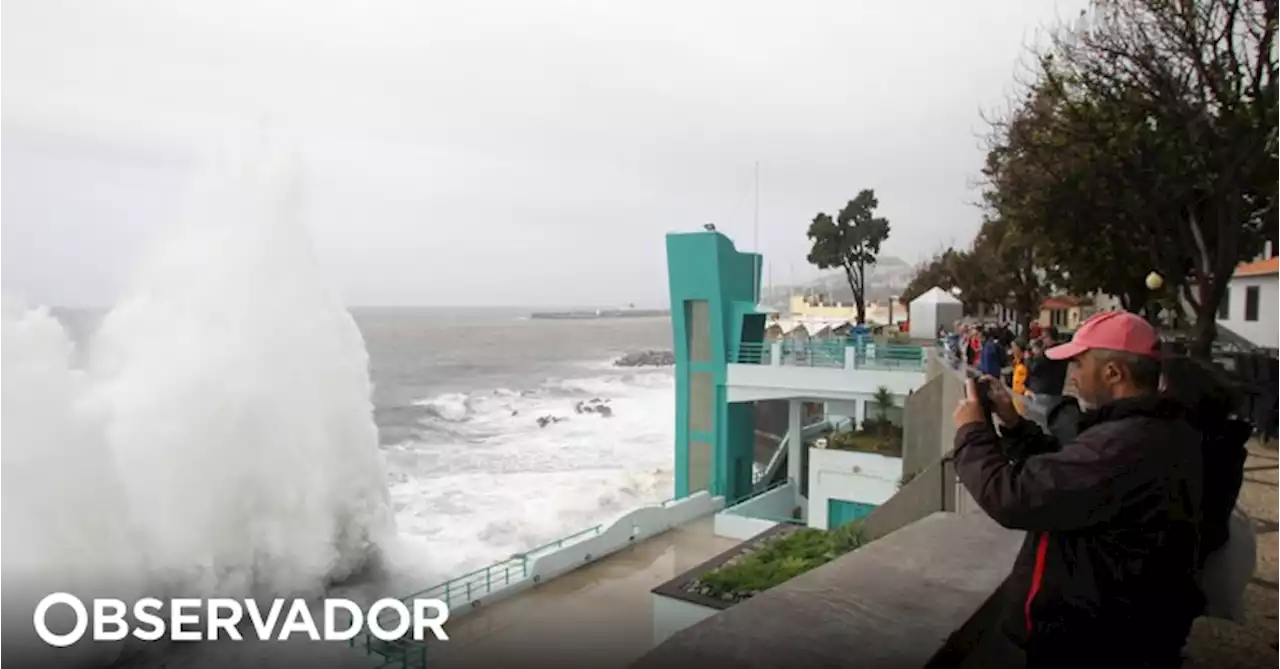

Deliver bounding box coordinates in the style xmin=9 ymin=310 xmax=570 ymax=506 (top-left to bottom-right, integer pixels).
xmin=981 ymin=84 xmax=1160 ymax=314
xmin=971 ymin=217 xmax=1047 ymax=337
xmin=984 ymin=0 xmax=1277 ymax=357
xmin=806 ymin=190 xmax=892 ymax=324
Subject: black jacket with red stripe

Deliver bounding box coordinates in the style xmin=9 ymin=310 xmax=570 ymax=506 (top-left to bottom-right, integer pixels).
xmin=953 ymin=396 xmax=1204 ymax=662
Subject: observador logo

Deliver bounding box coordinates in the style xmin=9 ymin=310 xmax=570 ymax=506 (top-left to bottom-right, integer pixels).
xmin=33 ymin=593 xmax=451 ymax=646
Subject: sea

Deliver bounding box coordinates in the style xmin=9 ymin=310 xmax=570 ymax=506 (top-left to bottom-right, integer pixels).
xmin=355 ymin=307 xmax=677 ymax=581
xmin=51 ymin=305 xmax=678 ymax=587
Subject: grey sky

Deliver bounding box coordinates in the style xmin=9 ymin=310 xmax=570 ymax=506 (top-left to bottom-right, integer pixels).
xmin=2 ymin=0 xmax=1087 ymax=308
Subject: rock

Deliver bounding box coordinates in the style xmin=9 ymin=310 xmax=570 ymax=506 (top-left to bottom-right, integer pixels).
xmin=574 ymin=398 xmax=614 ymax=418
xmin=536 ymin=415 xmax=567 ymax=428
xmin=613 ymin=350 xmax=675 ymax=367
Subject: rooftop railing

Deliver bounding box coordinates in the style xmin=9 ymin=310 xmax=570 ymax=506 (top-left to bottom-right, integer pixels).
xmin=734 ymin=340 xmax=926 ymax=372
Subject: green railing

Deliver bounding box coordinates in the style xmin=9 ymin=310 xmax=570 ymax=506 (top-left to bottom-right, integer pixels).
xmin=736 ymin=340 xmax=927 ymax=372
xmin=781 ymin=340 xmax=846 ymax=368
xmin=735 ymin=341 xmax=769 ymax=364
xmin=856 ymin=343 xmax=926 ymax=371
xmin=350 ymin=494 xmax=710 ymax=668
xmin=520 ymin=524 xmax=604 ymax=562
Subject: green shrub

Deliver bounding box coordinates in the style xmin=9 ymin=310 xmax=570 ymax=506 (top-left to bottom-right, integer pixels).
xmin=693 ymin=524 xmax=866 ymax=602
xmin=826 ymin=427 xmax=903 ymax=457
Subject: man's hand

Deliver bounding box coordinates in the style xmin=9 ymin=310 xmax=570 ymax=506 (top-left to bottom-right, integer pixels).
xmin=953 ymin=379 xmax=987 ymax=429
xmin=981 ymin=375 xmax=1022 ymax=425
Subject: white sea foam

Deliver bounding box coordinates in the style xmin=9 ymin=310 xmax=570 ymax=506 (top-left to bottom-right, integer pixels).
xmin=1 ymin=147 xmax=393 ymax=665
xmin=387 ymin=367 xmax=675 ymax=580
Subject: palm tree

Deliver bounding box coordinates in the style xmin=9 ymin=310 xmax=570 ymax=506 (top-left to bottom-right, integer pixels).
xmin=871 ymin=385 xmax=894 ymax=435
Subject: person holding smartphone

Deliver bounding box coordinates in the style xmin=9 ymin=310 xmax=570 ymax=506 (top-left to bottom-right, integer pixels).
xmin=950 ymin=312 xmax=1203 ymax=669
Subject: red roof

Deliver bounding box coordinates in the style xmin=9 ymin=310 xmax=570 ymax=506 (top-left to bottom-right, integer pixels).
xmin=1040 ymin=295 xmax=1090 ymax=310
xmin=1235 ymin=257 xmax=1278 ymax=277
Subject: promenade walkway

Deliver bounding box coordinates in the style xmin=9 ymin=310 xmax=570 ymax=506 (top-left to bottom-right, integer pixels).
xmin=1186 ymin=438 xmax=1279 ymax=667
xmin=432 ymin=516 xmax=737 ymax=669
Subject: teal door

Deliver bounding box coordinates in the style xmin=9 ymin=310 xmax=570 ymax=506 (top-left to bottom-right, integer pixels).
xmin=828 ymin=499 xmax=876 ymax=528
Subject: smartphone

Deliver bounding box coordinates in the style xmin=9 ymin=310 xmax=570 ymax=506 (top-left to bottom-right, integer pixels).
xmin=963 ymin=368 xmax=996 ymax=424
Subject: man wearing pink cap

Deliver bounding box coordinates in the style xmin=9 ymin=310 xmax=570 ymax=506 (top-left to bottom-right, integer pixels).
xmin=950 ymin=311 xmax=1203 ymax=668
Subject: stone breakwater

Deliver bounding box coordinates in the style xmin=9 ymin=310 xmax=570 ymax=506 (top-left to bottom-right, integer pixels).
xmin=613 ymin=350 xmax=675 ymax=367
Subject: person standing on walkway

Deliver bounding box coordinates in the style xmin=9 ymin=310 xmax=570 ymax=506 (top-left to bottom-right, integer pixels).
xmin=950 ymin=311 xmax=1204 ymax=669
xmin=979 ymin=328 xmax=1005 ymax=377
xmin=1024 ymin=337 xmax=1068 ymax=426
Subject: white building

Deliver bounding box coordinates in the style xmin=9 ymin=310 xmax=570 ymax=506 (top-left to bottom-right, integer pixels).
xmin=908 ymin=287 xmax=964 ymax=338
xmin=1217 ymin=256 xmax=1278 ymax=350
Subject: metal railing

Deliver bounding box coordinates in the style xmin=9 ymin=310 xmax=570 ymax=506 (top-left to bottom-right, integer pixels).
xmin=736 ymin=341 xmax=769 ymax=364
xmin=734 ymin=340 xmax=927 ymax=372
xmin=520 ymin=524 xmax=604 ymax=562
xmin=351 ymin=525 xmax=600 ymax=666
xmin=855 ymin=343 xmax=926 ymax=371
xmin=781 ymin=340 xmax=846 ymax=368
xmin=753 ymin=418 xmax=843 ymax=486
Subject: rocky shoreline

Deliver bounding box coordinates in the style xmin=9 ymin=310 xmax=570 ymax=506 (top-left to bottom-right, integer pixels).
xmin=613 ymin=349 xmax=674 ymax=367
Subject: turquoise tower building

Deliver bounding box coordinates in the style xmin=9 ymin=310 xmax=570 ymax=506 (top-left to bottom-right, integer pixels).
xmin=665 ymin=231 xmax=764 ymax=503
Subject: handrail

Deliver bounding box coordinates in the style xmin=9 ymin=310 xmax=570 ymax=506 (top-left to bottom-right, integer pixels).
xmin=519 ymin=524 xmax=604 ymax=561
xmin=394 ymin=556 xmax=528 ymax=609
xmin=754 ymin=418 xmax=837 ymax=486
xmin=726 ymin=476 xmax=793 ymax=508
xmin=736 ymin=341 xmax=769 ymax=364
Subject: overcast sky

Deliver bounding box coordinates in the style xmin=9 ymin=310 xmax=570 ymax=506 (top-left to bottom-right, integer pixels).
xmin=2 ymin=0 xmax=1087 ymax=308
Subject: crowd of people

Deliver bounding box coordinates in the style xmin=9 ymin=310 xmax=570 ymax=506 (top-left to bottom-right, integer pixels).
xmin=942 ymin=311 xmax=1257 ymax=668
xmin=941 ymin=321 xmax=1074 ymax=427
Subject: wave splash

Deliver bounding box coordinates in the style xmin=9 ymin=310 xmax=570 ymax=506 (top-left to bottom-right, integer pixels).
xmin=0 ymin=147 xmax=394 ymax=666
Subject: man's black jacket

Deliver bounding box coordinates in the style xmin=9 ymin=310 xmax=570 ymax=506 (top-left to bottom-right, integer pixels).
xmin=953 ymin=396 xmax=1204 ymax=663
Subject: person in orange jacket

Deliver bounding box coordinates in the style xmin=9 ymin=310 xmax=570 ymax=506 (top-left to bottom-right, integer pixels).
xmin=1010 ymin=341 xmax=1029 ymax=415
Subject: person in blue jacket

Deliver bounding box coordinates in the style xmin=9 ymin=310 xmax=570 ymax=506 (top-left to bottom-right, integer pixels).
xmin=979 ymin=329 xmax=1005 ymax=377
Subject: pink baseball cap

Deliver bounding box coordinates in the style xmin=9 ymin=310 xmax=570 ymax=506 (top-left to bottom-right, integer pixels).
xmin=1045 ymin=311 xmax=1161 ymax=361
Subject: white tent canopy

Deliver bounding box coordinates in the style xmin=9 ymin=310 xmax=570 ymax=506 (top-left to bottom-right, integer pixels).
xmin=909 ymin=287 xmax=964 ymax=337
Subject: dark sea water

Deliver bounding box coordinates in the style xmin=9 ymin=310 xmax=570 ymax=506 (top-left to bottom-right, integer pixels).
xmin=354 ymin=307 xmax=672 ymax=444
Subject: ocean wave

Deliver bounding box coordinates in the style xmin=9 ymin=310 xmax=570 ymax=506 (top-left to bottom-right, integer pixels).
xmin=384 ymin=368 xmax=676 ymax=581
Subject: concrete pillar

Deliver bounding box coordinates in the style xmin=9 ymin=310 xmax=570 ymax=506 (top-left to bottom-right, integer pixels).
xmin=787 ymin=399 xmax=803 ymax=484
xmin=854 ymin=399 xmax=867 ymax=430
xmin=844 ymin=346 xmax=857 ymax=370
xmin=771 ymin=341 xmax=782 ymax=366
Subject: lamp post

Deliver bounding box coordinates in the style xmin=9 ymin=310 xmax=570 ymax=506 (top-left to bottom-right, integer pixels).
xmin=1144 ymin=271 xmax=1164 ymax=326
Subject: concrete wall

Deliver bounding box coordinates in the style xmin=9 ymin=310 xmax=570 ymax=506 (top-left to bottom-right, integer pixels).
xmin=633 ymin=512 xmax=1024 ymax=669
xmin=901 ymin=373 xmax=945 ymax=478
xmin=726 ymin=364 xmax=925 ymax=403
xmin=713 ymin=482 xmax=797 ymax=540
xmin=860 ymin=454 xmax=950 ymax=540
xmin=714 ymin=512 xmax=778 ymax=541
xmin=529 ymin=492 xmax=725 ymax=584
xmin=652 ymin=594 xmax=719 ymax=647
xmin=807 ymin=449 xmax=902 ymax=530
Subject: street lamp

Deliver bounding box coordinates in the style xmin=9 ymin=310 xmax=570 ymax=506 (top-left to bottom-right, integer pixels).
xmin=1144 ymin=271 xmax=1164 ymax=325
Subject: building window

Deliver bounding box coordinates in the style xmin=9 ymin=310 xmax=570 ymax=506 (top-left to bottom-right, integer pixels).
xmin=1245 ymin=286 xmax=1260 ymax=322
xmin=1218 ymin=288 xmax=1230 ymax=319
xmin=685 ymin=300 xmax=712 ymax=362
